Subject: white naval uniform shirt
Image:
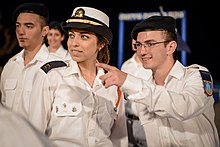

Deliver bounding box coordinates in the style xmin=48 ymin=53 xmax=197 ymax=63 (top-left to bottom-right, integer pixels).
xmin=28 ymin=60 xmax=128 ymax=147
xmin=0 ymin=44 xmax=50 ymax=118
xmin=122 ymin=60 xmax=219 ymax=147
xmin=48 ymin=45 xmax=71 ymax=61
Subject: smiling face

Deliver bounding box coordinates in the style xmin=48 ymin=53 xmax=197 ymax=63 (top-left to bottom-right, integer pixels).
xmin=47 ymin=28 xmax=64 ymax=52
xmin=136 ymin=30 xmax=176 ymax=73
xmin=67 ymin=29 xmax=100 ymax=64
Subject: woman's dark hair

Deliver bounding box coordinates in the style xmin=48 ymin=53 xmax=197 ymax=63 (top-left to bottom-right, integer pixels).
xmin=45 ymin=21 xmax=67 ymax=48
xmin=49 ymin=21 xmax=65 ymax=36
xmin=96 ymin=34 xmax=110 ymax=64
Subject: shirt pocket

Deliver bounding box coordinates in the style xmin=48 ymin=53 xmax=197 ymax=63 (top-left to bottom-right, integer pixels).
xmin=3 ymin=79 xmax=17 ymax=107
xmin=54 ymin=101 xmax=82 ymax=117
xmin=4 ymin=78 xmax=17 ymax=90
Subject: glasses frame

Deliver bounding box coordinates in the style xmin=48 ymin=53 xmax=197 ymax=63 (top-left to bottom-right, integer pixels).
xmin=133 ymin=40 xmax=171 ymax=50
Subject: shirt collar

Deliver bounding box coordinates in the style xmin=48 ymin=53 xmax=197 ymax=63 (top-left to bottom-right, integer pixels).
xmin=49 ymin=45 xmax=70 ymax=59
xmin=13 ymin=44 xmax=49 ymax=63
xmin=34 ymin=44 xmax=50 ymax=62
xmin=166 ymin=60 xmax=184 ymax=80
xmin=63 ymin=60 xmax=79 ymax=76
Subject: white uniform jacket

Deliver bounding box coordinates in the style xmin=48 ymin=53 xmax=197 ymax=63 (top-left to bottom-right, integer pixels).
xmin=122 ymin=60 xmax=219 ymax=147
xmin=28 ymin=60 xmax=128 ymax=147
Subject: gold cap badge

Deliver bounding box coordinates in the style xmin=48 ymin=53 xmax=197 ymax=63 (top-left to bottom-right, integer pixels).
xmin=74 ymin=8 xmax=85 ymax=18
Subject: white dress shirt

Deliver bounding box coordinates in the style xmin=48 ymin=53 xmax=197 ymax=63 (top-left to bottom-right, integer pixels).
xmin=28 ymin=60 xmax=128 ymax=147
xmin=48 ymin=45 xmax=71 ymax=61
xmin=0 ymin=44 xmax=50 ymax=118
xmin=122 ymin=60 xmax=219 ymax=147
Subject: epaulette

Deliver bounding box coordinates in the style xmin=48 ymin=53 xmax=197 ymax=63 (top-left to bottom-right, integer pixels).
xmin=199 ymin=70 xmax=213 ymax=96
xmin=41 ymin=61 xmax=67 ymax=74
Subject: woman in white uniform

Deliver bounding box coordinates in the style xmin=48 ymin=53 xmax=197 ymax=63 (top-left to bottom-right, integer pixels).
xmin=28 ymin=6 xmax=128 ymax=147
xmin=46 ymin=20 xmax=71 ymax=61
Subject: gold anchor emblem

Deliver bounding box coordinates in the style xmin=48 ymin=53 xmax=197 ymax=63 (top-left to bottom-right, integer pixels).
xmin=74 ymin=8 xmax=85 ymax=18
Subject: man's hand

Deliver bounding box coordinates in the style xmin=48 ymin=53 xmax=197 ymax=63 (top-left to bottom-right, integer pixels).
xmin=96 ymin=63 xmax=127 ymax=88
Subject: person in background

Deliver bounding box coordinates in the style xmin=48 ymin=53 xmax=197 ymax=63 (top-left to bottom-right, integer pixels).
xmin=46 ymin=20 xmax=71 ymax=61
xmin=97 ymin=15 xmax=219 ymax=147
xmin=0 ymin=103 xmax=55 ymax=147
xmin=28 ymin=6 xmax=128 ymax=147
xmin=0 ymin=3 xmax=50 ymax=119
xmin=121 ymin=39 xmax=151 ymax=147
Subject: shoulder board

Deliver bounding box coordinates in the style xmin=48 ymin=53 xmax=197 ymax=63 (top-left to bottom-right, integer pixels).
xmin=186 ymin=64 xmax=208 ymax=71
xmin=41 ymin=61 xmax=67 ymax=74
xmin=199 ymin=70 xmax=213 ymax=96
xmin=186 ymin=64 xmax=200 ymax=69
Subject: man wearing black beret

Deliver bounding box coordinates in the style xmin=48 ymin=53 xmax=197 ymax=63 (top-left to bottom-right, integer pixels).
xmin=12 ymin=3 xmax=49 ymax=23
xmin=97 ymin=15 xmax=219 ymax=147
xmin=0 ymin=3 xmax=50 ymax=119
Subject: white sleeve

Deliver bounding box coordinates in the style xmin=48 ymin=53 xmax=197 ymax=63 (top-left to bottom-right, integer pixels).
xmin=28 ymin=70 xmax=53 ymax=133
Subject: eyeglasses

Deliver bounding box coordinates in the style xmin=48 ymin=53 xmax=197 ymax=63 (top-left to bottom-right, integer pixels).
xmin=133 ymin=40 xmax=171 ymax=49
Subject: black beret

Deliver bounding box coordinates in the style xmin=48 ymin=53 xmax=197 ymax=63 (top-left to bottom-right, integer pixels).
xmin=13 ymin=3 xmax=49 ymax=22
xmin=131 ymin=15 xmax=176 ymax=40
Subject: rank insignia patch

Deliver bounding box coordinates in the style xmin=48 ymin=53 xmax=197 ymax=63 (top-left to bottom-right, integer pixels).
xmin=199 ymin=70 xmax=213 ymax=96
xmin=41 ymin=61 xmax=67 ymax=74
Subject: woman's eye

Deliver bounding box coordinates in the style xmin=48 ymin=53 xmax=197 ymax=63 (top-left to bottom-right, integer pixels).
xmin=81 ymin=35 xmax=89 ymax=39
xmin=68 ymin=33 xmax=74 ymax=39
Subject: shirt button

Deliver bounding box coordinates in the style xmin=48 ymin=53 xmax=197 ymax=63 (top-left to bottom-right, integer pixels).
xmin=72 ymin=107 xmax=77 ymax=112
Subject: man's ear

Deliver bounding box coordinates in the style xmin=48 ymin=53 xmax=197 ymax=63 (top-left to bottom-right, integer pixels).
xmin=168 ymin=40 xmax=177 ymax=54
xmin=42 ymin=26 xmax=49 ymax=37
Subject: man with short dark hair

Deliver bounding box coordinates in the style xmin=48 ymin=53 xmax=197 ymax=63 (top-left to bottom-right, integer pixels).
xmin=0 ymin=3 xmax=50 ymax=119
xmin=97 ymin=15 xmax=219 ymax=147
